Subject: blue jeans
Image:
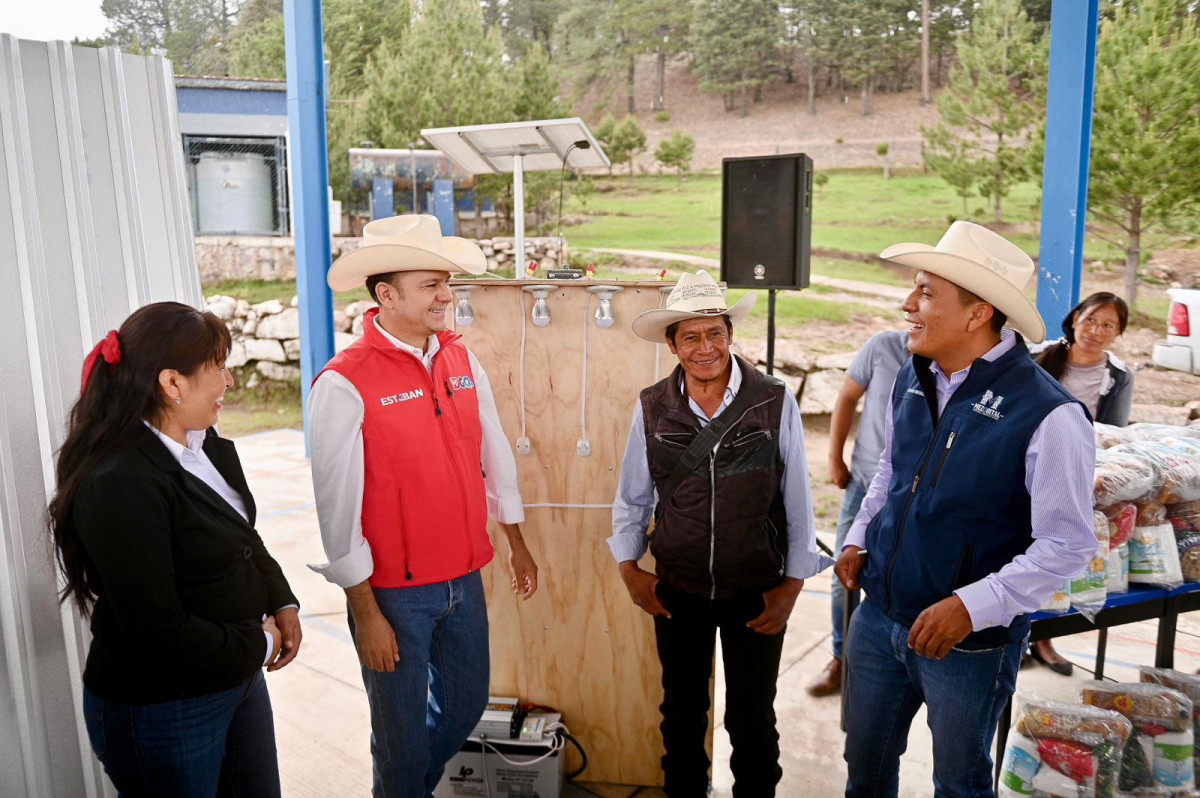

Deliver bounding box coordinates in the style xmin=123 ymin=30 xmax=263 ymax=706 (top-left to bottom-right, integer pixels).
xmin=831 ymin=477 xmax=868 ymax=659
xmin=348 ymin=571 xmax=489 ymax=798
xmin=843 ymin=599 xmax=1025 ymax=798
xmin=83 ymin=671 xmax=280 ymax=798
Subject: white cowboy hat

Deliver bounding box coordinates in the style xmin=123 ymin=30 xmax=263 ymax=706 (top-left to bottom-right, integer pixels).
xmin=880 ymin=221 xmax=1046 ymax=343
xmin=326 ymin=214 xmax=486 ymax=292
xmin=631 ymin=270 xmax=757 ymax=343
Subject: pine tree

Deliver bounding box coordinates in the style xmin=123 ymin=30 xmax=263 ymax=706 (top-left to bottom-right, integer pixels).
xmin=608 ymin=116 xmax=647 ymax=176
xmin=654 ymin=131 xmax=695 ymax=182
xmin=514 ymin=42 xmax=565 ymax=121
xmin=921 ymin=0 xmax=1045 ymax=223
xmin=1087 ymin=0 xmax=1200 ymax=308
xmin=360 ymin=0 xmax=511 ymax=148
xmin=691 ymin=0 xmax=782 ymax=117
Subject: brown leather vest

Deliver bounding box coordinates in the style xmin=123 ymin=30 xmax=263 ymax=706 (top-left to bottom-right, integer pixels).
xmin=641 ymin=355 xmax=788 ymax=599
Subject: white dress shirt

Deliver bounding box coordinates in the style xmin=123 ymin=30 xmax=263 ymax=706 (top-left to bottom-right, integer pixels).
xmin=845 ymin=330 xmax=1097 ymax=631
xmin=144 ymin=422 xmax=278 ymax=665
xmin=609 ymin=359 xmax=835 ymax=581
xmin=307 ymin=317 xmax=525 ymax=588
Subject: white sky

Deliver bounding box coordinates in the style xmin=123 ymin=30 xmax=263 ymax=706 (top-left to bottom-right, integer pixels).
xmin=1 ymin=1 xmax=109 ymax=43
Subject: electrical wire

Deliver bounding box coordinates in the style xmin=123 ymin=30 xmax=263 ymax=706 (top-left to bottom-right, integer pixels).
xmin=580 ymin=290 xmax=592 ymax=442
xmin=556 ymin=143 xmax=580 ymax=265
xmin=518 ymin=288 xmax=528 ymax=442
xmin=653 ymin=287 xmax=668 ymax=383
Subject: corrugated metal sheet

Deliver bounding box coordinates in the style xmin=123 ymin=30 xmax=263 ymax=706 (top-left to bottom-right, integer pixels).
xmin=0 ymin=36 xmax=200 ymax=798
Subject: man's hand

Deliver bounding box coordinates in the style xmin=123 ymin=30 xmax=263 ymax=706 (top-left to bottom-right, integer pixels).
xmin=619 ymin=562 xmax=670 ymax=618
xmin=747 ymin=577 xmax=804 ymax=636
xmin=829 ymin=457 xmax=852 ymax=490
xmin=345 ymin=581 xmax=400 ymax=672
xmin=268 ymin=607 xmax=303 ymax=672
xmin=499 ymin=523 xmax=538 ymax=599
xmin=835 ymin=545 xmax=867 ymax=590
xmin=908 ymin=595 xmax=974 ymax=659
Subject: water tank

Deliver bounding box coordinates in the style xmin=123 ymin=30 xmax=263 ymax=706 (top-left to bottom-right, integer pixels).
xmin=195 ymin=152 xmax=275 ymax=234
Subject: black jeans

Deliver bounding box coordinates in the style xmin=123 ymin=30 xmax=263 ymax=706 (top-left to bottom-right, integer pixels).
xmin=653 ymin=581 xmax=787 ymax=798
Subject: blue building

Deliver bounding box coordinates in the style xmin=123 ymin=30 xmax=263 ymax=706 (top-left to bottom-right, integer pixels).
xmin=175 ymin=76 xmax=291 ymax=236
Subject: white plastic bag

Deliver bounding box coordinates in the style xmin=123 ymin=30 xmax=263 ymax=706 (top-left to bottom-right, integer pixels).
xmin=1128 ymin=524 xmax=1184 ymax=589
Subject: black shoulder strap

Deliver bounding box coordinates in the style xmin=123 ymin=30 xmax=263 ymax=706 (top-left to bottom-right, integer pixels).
xmin=655 ymin=376 xmax=772 ymax=518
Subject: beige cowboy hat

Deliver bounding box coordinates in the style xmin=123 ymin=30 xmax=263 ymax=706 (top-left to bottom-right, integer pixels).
xmin=880 ymin=221 xmax=1046 ymax=343
xmin=326 ymin=214 xmax=486 ymax=292
xmin=632 ymin=270 xmax=757 ymax=343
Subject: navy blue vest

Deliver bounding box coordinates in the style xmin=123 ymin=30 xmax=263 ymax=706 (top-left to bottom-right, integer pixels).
xmin=859 ymin=336 xmax=1082 ymax=648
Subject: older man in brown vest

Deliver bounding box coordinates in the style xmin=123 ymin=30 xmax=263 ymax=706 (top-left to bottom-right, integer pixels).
xmin=608 ymin=270 xmax=833 ymax=797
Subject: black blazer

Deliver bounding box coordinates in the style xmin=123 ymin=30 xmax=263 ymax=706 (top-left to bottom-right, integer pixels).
xmin=73 ymin=425 xmax=298 ymax=705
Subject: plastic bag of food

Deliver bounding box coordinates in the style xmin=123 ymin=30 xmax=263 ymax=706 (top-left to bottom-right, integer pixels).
xmin=1139 ymin=502 xmax=1170 ymax=527
xmin=1098 ymin=423 xmax=1139 ymax=449
xmin=1096 ymin=448 xmax=1160 ymax=505
xmin=1004 ymin=694 xmax=1132 ymax=798
xmin=1125 ymin=423 xmax=1198 ymax=443
xmin=1140 ymin=668 xmax=1200 ymax=788
xmin=1041 ymin=581 xmax=1072 ymax=613
xmin=1072 ymin=511 xmax=1111 ymax=621
xmin=1168 ymin=503 xmax=1200 ymax=583
xmin=1128 ymin=525 xmax=1185 ymax=589
xmin=1082 ymin=682 xmax=1195 ymax=793
xmin=1108 ymin=542 xmax=1130 ymax=594
xmin=1107 ymin=503 xmax=1139 ymax=548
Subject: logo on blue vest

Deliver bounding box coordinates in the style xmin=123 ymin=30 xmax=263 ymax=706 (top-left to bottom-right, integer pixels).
xmin=972 ymin=390 xmax=1005 ymax=420
xmin=906 ymin=387 xmax=925 ymax=397
xmin=449 ymin=375 xmax=475 ymax=391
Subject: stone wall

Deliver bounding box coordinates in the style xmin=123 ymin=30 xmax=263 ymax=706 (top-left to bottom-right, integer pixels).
xmin=196 ymin=235 xmax=569 ymax=283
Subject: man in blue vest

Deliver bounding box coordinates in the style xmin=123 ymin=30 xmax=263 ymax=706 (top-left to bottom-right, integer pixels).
xmin=835 ymin=222 xmax=1097 ymax=797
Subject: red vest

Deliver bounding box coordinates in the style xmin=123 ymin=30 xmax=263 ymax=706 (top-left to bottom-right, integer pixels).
xmin=319 ymin=308 xmax=493 ymax=587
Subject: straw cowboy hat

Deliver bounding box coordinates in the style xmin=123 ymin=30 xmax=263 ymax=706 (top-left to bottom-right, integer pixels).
xmin=880 ymin=221 xmax=1046 ymax=343
xmin=326 ymin=214 xmax=486 ymax=292
xmin=632 ymin=270 xmax=757 ymax=343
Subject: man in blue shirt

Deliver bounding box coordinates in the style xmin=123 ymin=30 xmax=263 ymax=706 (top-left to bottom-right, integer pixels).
xmin=807 ymin=329 xmax=909 ymax=698
xmin=836 ymin=223 xmax=1096 ymax=797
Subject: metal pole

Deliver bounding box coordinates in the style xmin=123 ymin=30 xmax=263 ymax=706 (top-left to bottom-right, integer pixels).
xmin=284 ymin=0 xmax=335 ymax=451
xmin=410 ymin=141 xmax=417 ymax=213
xmin=1036 ymin=0 xmax=1099 ymax=327
xmin=766 ymin=289 xmax=776 ymax=375
xmin=513 ymin=153 xmax=526 ymax=270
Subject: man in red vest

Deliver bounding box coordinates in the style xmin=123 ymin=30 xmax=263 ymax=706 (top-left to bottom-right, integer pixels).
xmin=308 ymin=215 xmax=538 ymax=797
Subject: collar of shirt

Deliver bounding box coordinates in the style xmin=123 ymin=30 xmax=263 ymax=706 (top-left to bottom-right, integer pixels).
xmin=928 ymin=328 xmax=1015 ymax=413
xmin=142 ymin=420 xmax=207 ymax=463
xmin=373 ymin=316 xmax=440 ymax=370
xmin=678 ymin=357 xmax=743 ymax=424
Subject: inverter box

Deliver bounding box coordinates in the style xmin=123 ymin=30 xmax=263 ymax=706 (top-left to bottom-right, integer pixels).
xmin=435 ymin=737 xmax=564 ymax=798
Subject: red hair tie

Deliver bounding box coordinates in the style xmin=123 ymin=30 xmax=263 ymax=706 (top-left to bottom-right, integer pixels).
xmin=80 ymin=330 xmax=122 ymax=395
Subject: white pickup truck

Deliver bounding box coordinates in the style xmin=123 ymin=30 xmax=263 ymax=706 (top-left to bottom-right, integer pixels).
xmin=1152 ymin=288 xmax=1200 ymax=375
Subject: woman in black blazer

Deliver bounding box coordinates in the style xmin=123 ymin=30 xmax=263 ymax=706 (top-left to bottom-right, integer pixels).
xmin=48 ymin=302 xmax=301 ymax=797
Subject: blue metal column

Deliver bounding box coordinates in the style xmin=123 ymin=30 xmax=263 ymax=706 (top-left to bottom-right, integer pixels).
xmin=371 ymin=177 xmax=394 ymax=220
xmin=433 ymin=179 xmax=456 ymax=235
xmin=284 ymin=0 xmax=334 ymax=445
xmin=1036 ymin=0 xmax=1100 ymax=329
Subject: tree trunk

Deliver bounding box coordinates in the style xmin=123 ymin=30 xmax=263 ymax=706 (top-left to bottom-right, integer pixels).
xmin=994 ymin=134 xmax=1004 ymax=223
xmin=861 ymin=76 xmax=874 ymax=117
xmin=740 ymin=87 xmax=749 ymax=118
xmin=627 ymin=56 xmax=636 ymax=114
xmin=1125 ymin=205 xmax=1142 ymax=308
xmin=753 ymin=84 xmax=762 ymax=103
xmin=936 ymin=46 xmax=944 ymax=88
xmin=807 ymin=58 xmax=817 ymax=117
xmin=653 ymin=48 xmax=666 ymax=111
xmin=921 ymin=0 xmax=931 ymax=105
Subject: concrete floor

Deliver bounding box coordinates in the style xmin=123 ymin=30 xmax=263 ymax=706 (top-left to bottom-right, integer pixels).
xmin=241 ymin=429 xmax=1200 ymax=798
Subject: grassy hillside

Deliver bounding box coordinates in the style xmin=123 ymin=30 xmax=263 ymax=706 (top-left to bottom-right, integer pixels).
xmin=566 ymin=170 xmax=1125 ymax=265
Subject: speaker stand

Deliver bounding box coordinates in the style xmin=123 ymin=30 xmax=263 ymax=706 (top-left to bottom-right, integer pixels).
xmin=765 ymin=289 xmax=777 ymax=375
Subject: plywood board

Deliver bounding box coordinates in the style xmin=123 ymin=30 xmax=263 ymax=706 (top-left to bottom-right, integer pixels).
xmin=454 ymin=280 xmax=685 ymax=786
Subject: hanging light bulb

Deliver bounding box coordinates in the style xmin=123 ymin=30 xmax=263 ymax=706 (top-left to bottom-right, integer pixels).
xmin=523 ymin=285 xmax=554 ymax=328
xmin=453 ymin=285 xmax=478 ymax=327
xmin=588 ymin=285 xmax=624 ymax=329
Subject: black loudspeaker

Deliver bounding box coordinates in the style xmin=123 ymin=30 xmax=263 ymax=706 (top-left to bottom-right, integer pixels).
xmin=721 ymin=153 xmax=813 ymax=290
